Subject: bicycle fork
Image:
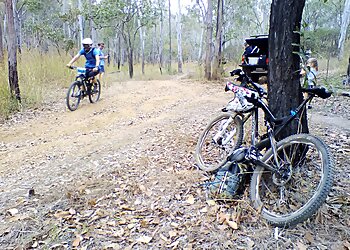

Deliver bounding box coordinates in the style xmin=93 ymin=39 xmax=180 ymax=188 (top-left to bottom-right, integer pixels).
xmin=213 ymin=116 xmax=236 ymax=145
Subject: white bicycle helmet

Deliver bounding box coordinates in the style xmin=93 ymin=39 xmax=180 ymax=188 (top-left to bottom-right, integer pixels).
xmin=82 ymin=38 xmax=93 ymax=45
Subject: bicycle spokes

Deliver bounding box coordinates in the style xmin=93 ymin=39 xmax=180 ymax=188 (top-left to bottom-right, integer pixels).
xmin=257 ymin=139 xmax=324 ymax=217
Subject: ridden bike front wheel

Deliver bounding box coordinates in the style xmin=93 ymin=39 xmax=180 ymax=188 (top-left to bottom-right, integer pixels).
xmin=195 ymin=113 xmax=244 ymax=172
xmin=250 ymin=133 xmax=334 ymax=227
xmin=66 ymin=81 xmax=82 ymax=111
xmin=88 ymin=79 xmax=101 ymax=103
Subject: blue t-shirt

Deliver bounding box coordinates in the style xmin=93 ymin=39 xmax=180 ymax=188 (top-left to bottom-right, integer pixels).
xmin=79 ymin=48 xmax=100 ymax=68
xmin=99 ymin=49 xmax=105 ymax=66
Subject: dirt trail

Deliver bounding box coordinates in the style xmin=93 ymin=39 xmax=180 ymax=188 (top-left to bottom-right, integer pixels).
xmin=0 ymin=79 xmax=221 ymax=205
xmin=0 ymin=77 xmax=349 ymax=249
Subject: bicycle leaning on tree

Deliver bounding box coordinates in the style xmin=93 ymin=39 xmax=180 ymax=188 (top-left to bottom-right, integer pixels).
xmin=195 ymin=69 xmax=334 ymax=227
xmin=66 ymin=66 xmax=101 ymax=111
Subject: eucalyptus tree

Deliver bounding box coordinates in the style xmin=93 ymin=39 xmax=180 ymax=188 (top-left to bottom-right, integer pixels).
xmin=92 ymin=0 xmax=157 ymax=78
xmin=5 ymin=0 xmax=20 ymax=102
xmin=78 ymin=0 xmax=84 ymax=43
xmin=168 ymin=0 xmax=172 ymax=73
xmin=338 ymin=0 xmax=350 ymax=58
xmin=268 ymin=0 xmax=306 ymax=138
xmin=0 ymin=5 xmax=4 ymax=63
xmin=301 ymin=0 xmax=343 ymax=57
xmin=176 ymin=0 xmax=183 ymax=73
xmin=204 ymin=0 xmax=213 ymax=80
xmin=157 ymin=0 xmax=165 ymax=73
xmin=212 ymin=0 xmax=223 ymax=80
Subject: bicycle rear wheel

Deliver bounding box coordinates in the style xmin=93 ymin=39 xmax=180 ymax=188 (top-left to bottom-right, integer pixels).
xmin=250 ymin=133 xmax=334 ymax=227
xmin=66 ymin=81 xmax=82 ymax=111
xmin=195 ymin=113 xmax=244 ymax=172
xmin=88 ymin=79 xmax=101 ymax=103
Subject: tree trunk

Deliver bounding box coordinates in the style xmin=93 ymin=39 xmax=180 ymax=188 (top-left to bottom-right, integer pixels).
xmin=268 ymin=0 xmax=306 ymax=139
xmin=159 ymin=4 xmax=164 ymax=74
xmin=204 ymin=0 xmax=213 ymax=80
xmin=168 ymin=0 xmax=172 ymax=73
xmin=212 ymin=0 xmax=223 ymax=80
xmin=196 ymin=0 xmax=206 ymax=63
xmin=12 ymin=1 xmax=22 ymax=54
xmin=137 ymin=14 xmax=145 ymax=75
xmin=176 ymin=0 xmax=183 ymax=74
xmin=128 ymin=47 xmax=133 ymax=78
xmin=78 ymin=0 xmax=84 ymax=44
xmin=5 ymin=0 xmax=20 ymax=101
xmin=62 ymin=0 xmax=68 ymax=37
xmin=0 ymin=17 xmax=4 ymax=64
xmin=197 ymin=26 xmax=204 ymax=63
xmin=338 ymin=0 xmax=350 ymax=59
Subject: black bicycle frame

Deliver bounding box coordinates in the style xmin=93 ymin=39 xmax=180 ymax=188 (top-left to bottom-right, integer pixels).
xmin=251 ymin=93 xmax=314 ymax=150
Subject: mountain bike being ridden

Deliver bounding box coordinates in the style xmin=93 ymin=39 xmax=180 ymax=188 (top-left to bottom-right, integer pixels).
xmin=66 ymin=38 xmax=101 ymax=111
xmin=66 ymin=66 xmax=101 ymax=111
xmin=196 ymin=69 xmax=334 ymax=227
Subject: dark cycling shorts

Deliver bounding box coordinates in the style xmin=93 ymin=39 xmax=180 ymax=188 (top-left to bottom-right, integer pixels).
xmin=86 ymin=68 xmax=99 ymax=78
xmin=99 ymin=65 xmax=105 ymax=73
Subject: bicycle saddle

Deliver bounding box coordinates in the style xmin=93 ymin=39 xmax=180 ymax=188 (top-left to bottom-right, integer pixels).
xmin=302 ymin=86 xmax=332 ymax=99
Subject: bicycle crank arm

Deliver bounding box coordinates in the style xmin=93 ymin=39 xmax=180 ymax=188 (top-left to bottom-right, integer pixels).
xmin=253 ymin=159 xmax=277 ymax=173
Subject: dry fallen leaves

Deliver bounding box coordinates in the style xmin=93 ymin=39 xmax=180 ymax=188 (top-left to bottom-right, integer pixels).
xmin=137 ymin=235 xmax=152 ymax=244
xmin=186 ymin=195 xmax=195 ymax=205
xmin=7 ymin=208 xmax=19 ymax=216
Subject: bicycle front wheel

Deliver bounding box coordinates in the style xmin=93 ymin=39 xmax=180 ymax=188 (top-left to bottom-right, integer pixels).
xmin=88 ymin=79 xmax=101 ymax=103
xmin=66 ymin=81 xmax=82 ymax=111
xmin=195 ymin=113 xmax=244 ymax=172
xmin=250 ymin=133 xmax=334 ymax=227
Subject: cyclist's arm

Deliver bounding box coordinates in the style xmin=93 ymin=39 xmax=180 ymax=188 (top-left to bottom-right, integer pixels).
xmin=95 ymin=55 xmax=100 ymax=70
xmin=67 ymin=53 xmax=81 ymax=67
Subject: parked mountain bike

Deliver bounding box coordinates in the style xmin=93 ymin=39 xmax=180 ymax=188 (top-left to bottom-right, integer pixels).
xmin=196 ymin=69 xmax=326 ymax=172
xmin=197 ymin=69 xmax=334 ymax=227
xmin=66 ymin=66 xmax=101 ymax=111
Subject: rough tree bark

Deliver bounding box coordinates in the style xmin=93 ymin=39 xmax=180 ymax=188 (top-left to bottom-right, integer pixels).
xmin=268 ymin=0 xmax=306 ymax=139
xmin=204 ymin=0 xmax=213 ymax=80
xmin=5 ymin=0 xmax=20 ymax=101
xmin=212 ymin=0 xmax=223 ymax=80
xmin=176 ymin=0 xmax=183 ymax=73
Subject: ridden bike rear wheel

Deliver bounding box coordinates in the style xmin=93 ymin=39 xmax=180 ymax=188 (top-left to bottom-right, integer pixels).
xmin=66 ymin=81 xmax=82 ymax=111
xmin=195 ymin=113 xmax=244 ymax=172
xmin=88 ymin=79 xmax=101 ymax=103
xmin=250 ymin=133 xmax=334 ymax=227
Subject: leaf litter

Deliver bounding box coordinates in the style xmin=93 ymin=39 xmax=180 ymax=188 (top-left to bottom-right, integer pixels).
xmin=0 ymin=79 xmax=349 ymax=249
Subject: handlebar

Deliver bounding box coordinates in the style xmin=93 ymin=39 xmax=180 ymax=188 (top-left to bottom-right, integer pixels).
xmin=229 ymin=69 xmax=267 ymax=97
xmin=229 ymin=68 xmax=332 ymax=100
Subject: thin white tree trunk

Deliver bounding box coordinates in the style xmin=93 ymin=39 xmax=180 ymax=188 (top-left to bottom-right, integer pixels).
xmin=138 ymin=18 xmax=145 ymax=74
xmin=159 ymin=1 xmax=164 ymax=74
xmin=197 ymin=27 xmax=204 ymax=62
xmin=78 ymin=0 xmax=84 ymax=44
xmin=176 ymin=0 xmax=183 ymax=73
xmin=62 ymin=0 xmax=68 ymax=38
xmin=204 ymin=0 xmax=213 ymax=80
xmin=168 ymin=0 xmax=172 ymax=73
xmin=338 ymin=0 xmax=350 ymax=59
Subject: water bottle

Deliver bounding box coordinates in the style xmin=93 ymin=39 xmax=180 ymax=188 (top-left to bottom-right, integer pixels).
xmin=77 ymin=67 xmax=86 ymax=74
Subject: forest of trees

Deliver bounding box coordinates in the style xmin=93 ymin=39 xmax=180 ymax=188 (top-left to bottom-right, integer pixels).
xmin=0 ymin=0 xmax=350 ymax=111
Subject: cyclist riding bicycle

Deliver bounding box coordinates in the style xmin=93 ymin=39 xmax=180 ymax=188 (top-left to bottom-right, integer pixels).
xmin=66 ymin=38 xmax=101 ymax=85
